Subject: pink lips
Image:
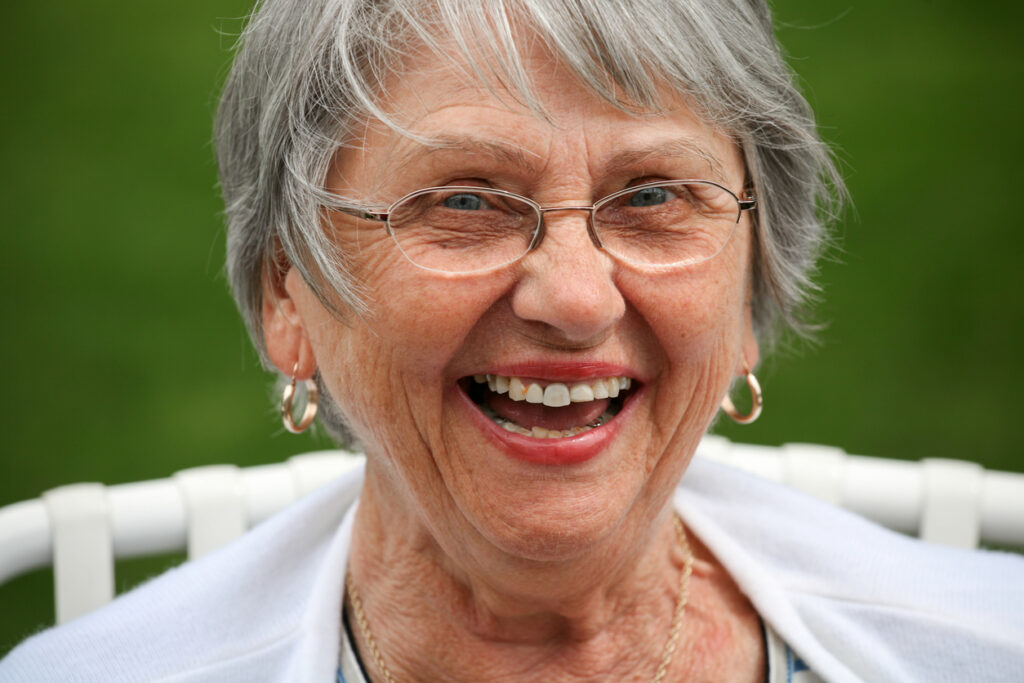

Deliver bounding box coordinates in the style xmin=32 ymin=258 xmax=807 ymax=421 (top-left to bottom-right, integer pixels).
xmin=455 ymin=364 xmax=639 ymax=466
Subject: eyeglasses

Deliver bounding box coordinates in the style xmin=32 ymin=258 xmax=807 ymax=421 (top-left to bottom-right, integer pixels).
xmin=334 ymin=179 xmax=756 ymax=274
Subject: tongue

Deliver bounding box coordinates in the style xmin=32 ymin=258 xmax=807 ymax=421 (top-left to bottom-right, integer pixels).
xmin=486 ymin=392 xmax=611 ymax=430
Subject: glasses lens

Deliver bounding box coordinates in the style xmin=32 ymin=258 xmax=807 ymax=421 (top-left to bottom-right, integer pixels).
xmin=387 ymin=188 xmax=538 ymax=273
xmin=593 ymin=181 xmax=740 ymax=268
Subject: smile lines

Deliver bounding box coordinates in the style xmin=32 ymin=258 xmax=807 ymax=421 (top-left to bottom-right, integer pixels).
xmin=473 ymin=374 xmax=632 ymax=408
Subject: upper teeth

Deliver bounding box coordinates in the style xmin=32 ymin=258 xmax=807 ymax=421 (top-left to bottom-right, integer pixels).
xmin=472 ymin=374 xmax=632 ymax=407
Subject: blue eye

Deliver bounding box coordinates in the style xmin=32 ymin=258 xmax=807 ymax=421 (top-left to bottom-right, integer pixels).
xmin=442 ymin=193 xmax=487 ymax=210
xmin=628 ymin=186 xmax=673 ymax=207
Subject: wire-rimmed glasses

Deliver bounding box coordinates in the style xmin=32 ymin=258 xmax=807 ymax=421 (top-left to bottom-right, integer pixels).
xmin=334 ymin=179 xmax=756 ymax=274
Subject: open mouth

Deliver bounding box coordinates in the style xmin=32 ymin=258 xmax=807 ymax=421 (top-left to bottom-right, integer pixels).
xmin=461 ymin=373 xmax=636 ymax=439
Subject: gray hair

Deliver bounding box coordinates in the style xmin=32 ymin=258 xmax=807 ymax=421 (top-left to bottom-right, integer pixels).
xmin=216 ymin=0 xmax=842 ymax=437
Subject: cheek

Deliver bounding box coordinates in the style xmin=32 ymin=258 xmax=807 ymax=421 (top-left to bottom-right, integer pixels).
xmin=623 ymin=248 xmax=751 ymax=432
xmin=317 ymin=265 xmax=513 ymax=425
xmin=631 ymin=266 xmax=748 ymax=363
xmin=368 ymin=276 xmax=500 ymax=366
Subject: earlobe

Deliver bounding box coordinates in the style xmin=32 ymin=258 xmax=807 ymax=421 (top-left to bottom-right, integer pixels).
xmin=262 ymin=267 xmax=316 ymax=379
xmin=739 ymin=303 xmax=760 ymax=375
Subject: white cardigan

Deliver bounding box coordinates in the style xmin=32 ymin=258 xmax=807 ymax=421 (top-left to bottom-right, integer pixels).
xmin=3 ymin=457 xmax=1022 ymax=682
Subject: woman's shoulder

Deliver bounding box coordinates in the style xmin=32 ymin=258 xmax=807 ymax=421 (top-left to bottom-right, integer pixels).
xmin=679 ymin=456 xmax=1024 ymax=683
xmin=0 ymin=462 xmax=367 ymax=682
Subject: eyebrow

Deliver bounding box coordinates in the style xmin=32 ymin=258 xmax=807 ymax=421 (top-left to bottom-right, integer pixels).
xmin=388 ymin=134 xmax=544 ymax=175
xmin=384 ymin=133 xmax=725 ymax=181
xmin=603 ymin=138 xmax=725 ymax=180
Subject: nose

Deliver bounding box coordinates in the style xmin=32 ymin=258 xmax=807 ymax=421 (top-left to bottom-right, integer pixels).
xmin=510 ymin=209 xmax=626 ymax=344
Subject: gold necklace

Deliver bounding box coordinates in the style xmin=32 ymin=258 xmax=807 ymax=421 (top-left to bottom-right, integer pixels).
xmin=346 ymin=517 xmax=694 ymax=683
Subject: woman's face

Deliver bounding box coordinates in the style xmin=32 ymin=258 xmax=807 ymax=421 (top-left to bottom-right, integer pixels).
xmin=266 ymin=47 xmax=757 ymax=562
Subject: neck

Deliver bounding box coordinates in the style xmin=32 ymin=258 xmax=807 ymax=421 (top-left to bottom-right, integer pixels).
xmin=346 ymin=466 xmax=689 ymax=680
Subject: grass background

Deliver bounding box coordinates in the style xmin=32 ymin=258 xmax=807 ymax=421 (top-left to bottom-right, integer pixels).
xmin=2 ymin=0 xmax=1021 ymax=653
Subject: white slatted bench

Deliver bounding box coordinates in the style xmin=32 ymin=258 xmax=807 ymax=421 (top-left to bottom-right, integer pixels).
xmin=1 ymin=438 xmax=1021 ymax=625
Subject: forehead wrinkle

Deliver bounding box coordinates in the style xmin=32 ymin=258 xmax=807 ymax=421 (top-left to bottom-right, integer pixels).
xmin=604 ymin=138 xmax=726 ymax=181
xmin=384 ymin=134 xmax=544 ymax=178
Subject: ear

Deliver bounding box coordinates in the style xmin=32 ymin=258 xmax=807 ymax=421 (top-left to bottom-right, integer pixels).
xmin=262 ymin=265 xmax=316 ymax=380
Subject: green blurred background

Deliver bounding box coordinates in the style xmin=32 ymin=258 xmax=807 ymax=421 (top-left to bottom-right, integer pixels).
xmin=1 ymin=0 xmax=1021 ymax=652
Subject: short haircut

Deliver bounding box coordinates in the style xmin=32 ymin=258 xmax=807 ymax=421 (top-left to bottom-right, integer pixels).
xmin=216 ymin=0 xmax=843 ymax=439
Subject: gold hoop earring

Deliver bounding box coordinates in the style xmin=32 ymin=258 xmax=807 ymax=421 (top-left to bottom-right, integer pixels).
xmin=281 ymin=362 xmax=318 ymax=434
xmin=721 ymin=365 xmax=762 ymax=425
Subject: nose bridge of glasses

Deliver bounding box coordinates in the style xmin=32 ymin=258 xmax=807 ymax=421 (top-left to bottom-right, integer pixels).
xmin=534 ymin=204 xmax=603 ymax=250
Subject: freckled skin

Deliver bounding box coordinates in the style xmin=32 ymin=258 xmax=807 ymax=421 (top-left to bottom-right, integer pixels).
xmin=263 ymin=39 xmax=763 ymax=683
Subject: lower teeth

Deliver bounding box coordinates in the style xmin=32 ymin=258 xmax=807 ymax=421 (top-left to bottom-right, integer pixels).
xmin=479 ymin=403 xmax=614 ymax=439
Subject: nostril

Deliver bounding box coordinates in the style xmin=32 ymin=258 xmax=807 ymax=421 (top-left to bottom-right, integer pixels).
xmin=510 ymin=213 xmax=625 ymax=342
xmin=510 ymin=277 xmax=625 ymax=345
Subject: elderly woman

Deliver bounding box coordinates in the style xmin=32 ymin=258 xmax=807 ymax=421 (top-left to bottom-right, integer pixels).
xmin=3 ymin=0 xmax=1022 ymax=681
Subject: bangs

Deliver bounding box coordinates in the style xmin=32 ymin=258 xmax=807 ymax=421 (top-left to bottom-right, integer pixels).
xmin=337 ymin=0 xmax=760 ymax=134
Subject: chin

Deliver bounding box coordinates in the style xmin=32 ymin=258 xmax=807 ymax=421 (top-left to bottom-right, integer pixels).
xmin=435 ymin=383 xmax=665 ymax=562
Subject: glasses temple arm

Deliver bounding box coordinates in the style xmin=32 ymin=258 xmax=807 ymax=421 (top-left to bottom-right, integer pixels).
xmin=331 ymin=206 xmax=389 ymax=222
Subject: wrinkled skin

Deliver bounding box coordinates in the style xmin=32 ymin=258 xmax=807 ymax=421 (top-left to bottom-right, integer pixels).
xmin=263 ymin=41 xmax=763 ymax=683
